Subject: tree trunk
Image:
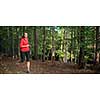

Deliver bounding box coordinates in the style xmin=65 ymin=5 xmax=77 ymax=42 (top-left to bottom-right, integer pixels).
xmin=63 ymin=29 xmax=67 ymax=63
xmin=51 ymin=27 xmax=55 ymax=63
xmin=95 ymin=26 xmax=100 ymax=65
xmin=9 ymin=27 xmax=13 ymax=57
xmin=70 ymin=29 xmax=73 ymax=63
xmin=23 ymin=26 xmax=25 ymax=33
xmin=12 ymin=27 xmax=14 ymax=59
xmin=79 ymin=26 xmax=85 ymax=68
xmin=34 ymin=26 xmax=38 ymax=60
xmin=16 ymin=27 xmax=20 ymax=58
xmin=7 ymin=27 xmax=10 ymax=56
xmin=42 ymin=27 xmax=46 ymax=62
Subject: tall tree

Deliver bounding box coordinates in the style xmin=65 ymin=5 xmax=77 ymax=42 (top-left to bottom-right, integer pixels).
xmin=63 ymin=28 xmax=67 ymax=63
xmin=42 ymin=26 xmax=46 ymax=62
xmin=95 ymin=26 xmax=100 ymax=65
xmin=51 ymin=27 xmax=55 ymax=63
xmin=79 ymin=26 xmax=85 ymax=68
xmin=9 ymin=26 xmax=14 ymax=57
xmin=10 ymin=26 xmax=15 ymax=59
xmin=34 ymin=26 xmax=38 ymax=60
xmin=16 ymin=27 xmax=20 ymax=58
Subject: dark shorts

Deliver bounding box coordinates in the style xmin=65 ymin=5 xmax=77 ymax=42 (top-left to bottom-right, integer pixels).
xmin=20 ymin=51 xmax=30 ymax=62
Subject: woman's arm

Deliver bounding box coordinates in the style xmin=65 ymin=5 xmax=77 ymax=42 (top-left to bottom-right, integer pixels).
xmin=21 ymin=44 xmax=30 ymax=48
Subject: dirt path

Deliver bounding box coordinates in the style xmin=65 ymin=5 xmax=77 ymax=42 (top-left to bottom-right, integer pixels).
xmin=0 ymin=59 xmax=96 ymax=74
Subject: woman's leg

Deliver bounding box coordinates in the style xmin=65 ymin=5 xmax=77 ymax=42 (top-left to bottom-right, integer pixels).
xmin=26 ymin=51 xmax=31 ymax=73
xmin=20 ymin=51 xmax=25 ymax=62
xmin=27 ymin=61 xmax=30 ymax=72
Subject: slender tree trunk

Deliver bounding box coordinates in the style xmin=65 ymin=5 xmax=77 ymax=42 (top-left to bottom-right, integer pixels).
xmin=71 ymin=29 xmax=74 ymax=63
xmin=63 ymin=29 xmax=67 ymax=63
xmin=93 ymin=27 xmax=96 ymax=66
xmin=60 ymin=29 xmax=63 ymax=63
xmin=16 ymin=27 xmax=20 ymax=58
xmin=77 ymin=27 xmax=80 ymax=64
xmin=51 ymin=27 xmax=55 ymax=63
xmin=12 ymin=27 xmax=14 ymax=59
xmin=23 ymin=26 xmax=25 ymax=33
xmin=9 ymin=27 xmax=12 ymax=57
xmin=73 ymin=29 xmax=76 ymax=63
xmin=95 ymin=26 xmax=100 ymax=65
xmin=42 ymin=27 xmax=46 ymax=62
xmin=74 ymin=27 xmax=77 ymax=63
xmin=79 ymin=26 xmax=85 ymax=68
xmin=34 ymin=26 xmax=38 ymax=60
xmin=7 ymin=26 xmax=10 ymax=56
xmin=70 ymin=30 xmax=73 ymax=63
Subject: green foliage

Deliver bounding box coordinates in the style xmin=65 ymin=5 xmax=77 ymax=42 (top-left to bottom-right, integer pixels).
xmin=0 ymin=26 xmax=97 ymax=63
xmin=56 ymin=50 xmax=64 ymax=58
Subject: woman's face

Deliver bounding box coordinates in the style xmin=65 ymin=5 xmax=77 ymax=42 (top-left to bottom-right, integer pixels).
xmin=24 ymin=33 xmax=28 ymax=38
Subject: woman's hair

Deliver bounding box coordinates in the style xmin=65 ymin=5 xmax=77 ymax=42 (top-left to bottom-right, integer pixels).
xmin=22 ymin=32 xmax=28 ymax=38
xmin=22 ymin=35 xmax=25 ymax=38
xmin=22 ymin=33 xmax=25 ymax=38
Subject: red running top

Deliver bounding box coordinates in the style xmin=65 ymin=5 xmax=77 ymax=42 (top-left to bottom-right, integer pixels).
xmin=20 ymin=37 xmax=30 ymax=52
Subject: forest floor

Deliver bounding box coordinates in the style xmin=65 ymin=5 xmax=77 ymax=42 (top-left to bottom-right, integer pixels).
xmin=0 ymin=58 xmax=97 ymax=74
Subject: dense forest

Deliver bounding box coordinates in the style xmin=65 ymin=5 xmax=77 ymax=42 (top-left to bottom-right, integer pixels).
xmin=0 ymin=26 xmax=100 ymax=74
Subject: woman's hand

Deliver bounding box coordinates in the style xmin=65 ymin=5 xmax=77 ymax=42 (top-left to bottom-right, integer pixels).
xmin=21 ymin=44 xmax=30 ymax=48
xmin=27 ymin=44 xmax=31 ymax=47
xmin=27 ymin=44 xmax=30 ymax=47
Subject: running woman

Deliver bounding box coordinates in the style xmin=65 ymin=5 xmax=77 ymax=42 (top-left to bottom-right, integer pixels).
xmin=20 ymin=32 xmax=31 ymax=73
